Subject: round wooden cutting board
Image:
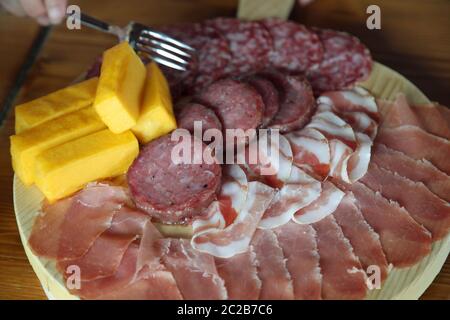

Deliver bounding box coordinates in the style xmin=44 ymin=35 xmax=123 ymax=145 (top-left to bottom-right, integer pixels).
xmin=13 ymin=62 xmax=450 ymax=300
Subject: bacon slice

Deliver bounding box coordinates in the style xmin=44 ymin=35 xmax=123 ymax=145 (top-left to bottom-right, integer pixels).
xmin=347 ymin=182 xmax=432 ymax=267
xmin=377 ymin=125 xmax=450 ymax=175
xmin=333 ymin=193 xmax=389 ymax=282
xmin=251 ymin=229 xmax=294 ymax=299
xmin=259 ymin=166 xmax=321 ymax=229
xmin=191 ymin=181 xmax=275 ymax=258
xmin=273 ymin=221 xmax=322 ymax=300
xmin=293 ymin=181 xmax=344 ymax=224
xmin=372 ymin=144 xmax=450 ymax=202
xmin=285 ymin=128 xmax=330 ymax=178
xmin=313 ymin=215 xmax=367 ymax=300
xmin=215 ymin=248 xmax=261 ymax=300
xmin=160 ymin=238 xmax=228 ymax=300
xmin=361 ymin=163 xmax=450 ymax=241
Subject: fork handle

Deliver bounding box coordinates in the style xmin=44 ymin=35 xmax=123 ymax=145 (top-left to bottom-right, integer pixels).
xmin=79 ymin=13 xmax=111 ymax=33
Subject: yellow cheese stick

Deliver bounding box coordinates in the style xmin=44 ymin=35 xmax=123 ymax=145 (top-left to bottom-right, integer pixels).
xmin=94 ymin=42 xmax=146 ymax=133
xmin=10 ymin=107 xmax=105 ymax=186
xmin=132 ymin=62 xmax=177 ymax=144
xmin=34 ymin=129 xmax=139 ymax=202
xmin=15 ymin=78 xmax=98 ymax=134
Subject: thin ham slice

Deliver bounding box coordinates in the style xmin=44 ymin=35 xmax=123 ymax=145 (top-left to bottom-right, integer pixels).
xmin=293 ymin=181 xmax=344 ymax=224
xmin=29 ymin=184 xmax=131 ymax=260
xmin=160 ymin=238 xmax=228 ymax=300
xmin=437 ymin=104 xmax=450 ymax=127
xmin=215 ymin=248 xmax=261 ymax=300
xmin=411 ymin=104 xmax=450 ymax=140
xmin=285 ymin=127 xmax=330 ymax=178
xmin=347 ymin=182 xmax=432 ymax=267
xmin=372 ymin=144 xmax=450 ymax=202
xmin=313 ymin=215 xmax=368 ymax=300
xmin=191 ymin=181 xmax=275 ymax=258
xmin=251 ymin=229 xmax=294 ymax=299
xmin=333 ymin=193 xmax=389 ymax=282
xmin=361 ymin=163 xmax=450 ymax=241
xmin=377 ymin=125 xmax=450 ymax=175
xmin=273 ymin=221 xmax=322 ymax=300
xmin=259 ymin=166 xmax=321 ymax=229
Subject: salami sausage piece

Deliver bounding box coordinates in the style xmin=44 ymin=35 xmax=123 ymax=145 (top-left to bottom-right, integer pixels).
xmin=205 ymin=18 xmax=272 ymax=75
xmin=262 ymin=71 xmax=316 ymax=133
xmin=127 ymin=134 xmax=222 ymax=224
xmin=175 ymin=102 xmax=223 ymax=135
xmin=262 ymin=18 xmax=324 ymax=73
xmin=307 ymin=28 xmax=372 ymax=93
xmin=197 ymin=78 xmax=264 ymax=132
xmin=246 ymin=76 xmax=280 ymax=128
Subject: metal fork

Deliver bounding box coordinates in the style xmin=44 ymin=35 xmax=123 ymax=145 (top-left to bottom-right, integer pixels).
xmin=77 ymin=13 xmax=195 ymax=71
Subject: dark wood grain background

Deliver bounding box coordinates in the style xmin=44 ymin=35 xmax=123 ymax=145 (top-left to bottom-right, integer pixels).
xmin=0 ymin=0 xmax=448 ymax=300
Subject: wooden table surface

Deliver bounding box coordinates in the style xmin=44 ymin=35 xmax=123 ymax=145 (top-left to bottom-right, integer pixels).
xmin=0 ymin=0 xmax=448 ymax=300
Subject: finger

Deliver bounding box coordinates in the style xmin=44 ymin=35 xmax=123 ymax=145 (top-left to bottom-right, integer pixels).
xmin=36 ymin=14 xmax=50 ymax=25
xmin=44 ymin=0 xmax=67 ymax=24
xmin=1 ymin=0 xmax=27 ymax=16
xmin=20 ymin=0 xmax=47 ymax=18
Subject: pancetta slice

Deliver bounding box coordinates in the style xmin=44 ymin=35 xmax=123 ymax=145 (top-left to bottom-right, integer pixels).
xmin=372 ymin=144 xmax=450 ymax=202
xmin=333 ymin=193 xmax=389 ymax=282
xmin=273 ymin=221 xmax=322 ymax=300
xmin=377 ymin=125 xmax=450 ymax=174
xmin=293 ymin=181 xmax=344 ymax=224
xmin=347 ymin=182 xmax=432 ymax=267
xmin=328 ymin=139 xmax=353 ymax=183
xmin=191 ymin=181 xmax=275 ymax=258
xmin=259 ymin=166 xmax=321 ymax=229
xmin=313 ymin=215 xmax=368 ymax=300
xmin=251 ymin=229 xmax=294 ymax=300
xmin=347 ymin=132 xmax=373 ymax=182
xmin=215 ymin=248 xmax=261 ymax=300
xmin=361 ymin=163 xmax=450 ymax=241
xmin=285 ymin=128 xmax=330 ymax=178
xmin=160 ymin=238 xmax=228 ymax=300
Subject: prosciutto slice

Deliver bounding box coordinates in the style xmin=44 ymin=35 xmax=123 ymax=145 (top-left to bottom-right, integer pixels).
xmin=347 ymin=182 xmax=432 ymax=267
xmin=412 ymin=104 xmax=450 ymax=140
xmin=273 ymin=221 xmax=322 ymax=300
xmin=251 ymin=229 xmax=294 ymax=299
xmin=377 ymin=125 xmax=450 ymax=175
xmin=160 ymin=238 xmax=228 ymax=300
xmin=333 ymin=193 xmax=389 ymax=282
xmin=191 ymin=181 xmax=275 ymax=258
xmin=313 ymin=215 xmax=367 ymax=300
xmin=293 ymin=181 xmax=344 ymax=224
xmin=372 ymin=144 xmax=450 ymax=202
xmin=285 ymin=128 xmax=330 ymax=178
xmin=215 ymin=248 xmax=261 ymax=300
xmin=259 ymin=166 xmax=321 ymax=229
xmin=361 ymin=163 xmax=450 ymax=241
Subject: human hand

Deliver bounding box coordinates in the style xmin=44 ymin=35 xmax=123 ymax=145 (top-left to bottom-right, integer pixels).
xmin=0 ymin=0 xmax=67 ymax=25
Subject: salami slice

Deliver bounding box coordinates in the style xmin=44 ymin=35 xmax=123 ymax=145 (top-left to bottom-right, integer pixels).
xmin=262 ymin=71 xmax=316 ymax=133
xmin=246 ymin=76 xmax=280 ymax=128
xmin=127 ymin=134 xmax=222 ymax=224
xmin=205 ymin=18 xmax=272 ymax=75
xmin=307 ymin=28 xmax=372 ymax=93
xmin=197 ymin=78 xmax=264 ymax=133
xmin=262 ymin=18 xmax=323 ymax=72
xmin=175 ymin=102 xmax=222 ymax=136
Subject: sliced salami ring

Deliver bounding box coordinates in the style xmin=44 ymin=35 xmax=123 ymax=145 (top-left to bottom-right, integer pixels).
xmin=205 ymin=18 xmax=272 ymax=75
xmin=127 ymin=134 xmax=222 ymax=224
xmin=262 ymin=18 xmax=324 ymax=72
xmin=262 ymin=71 xmax=316 ymax=133
xmin=307 ymin=28 xmax=372 ymax=93
xmin=246 ymin=75 xmax=280 ymax=127
xmin=197 ymin=78 xmax=264 ymax=133
xmin=175 ymin=102 xmax=222 ymax=136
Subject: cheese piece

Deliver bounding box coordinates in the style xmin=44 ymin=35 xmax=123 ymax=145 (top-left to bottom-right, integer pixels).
xmin=15 ymin=78 xmax=98 ymax=134
xmin=132 ymin=62 xmax=176 ymax=143
xmin=10 ymin=107 xmax=105 ymax=186
xmin=94 ymin=42 xmax=146 ymax=134
xmin=34 ymin=129 xmax=139 ymax=202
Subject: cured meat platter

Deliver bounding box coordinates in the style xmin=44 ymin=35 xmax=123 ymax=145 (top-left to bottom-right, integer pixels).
xmin=13 ymin=61 xmax=450 ymax=300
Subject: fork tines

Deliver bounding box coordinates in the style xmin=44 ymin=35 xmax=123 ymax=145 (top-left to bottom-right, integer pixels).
xmin=130 ymin=23 xmax=195 ymax=72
